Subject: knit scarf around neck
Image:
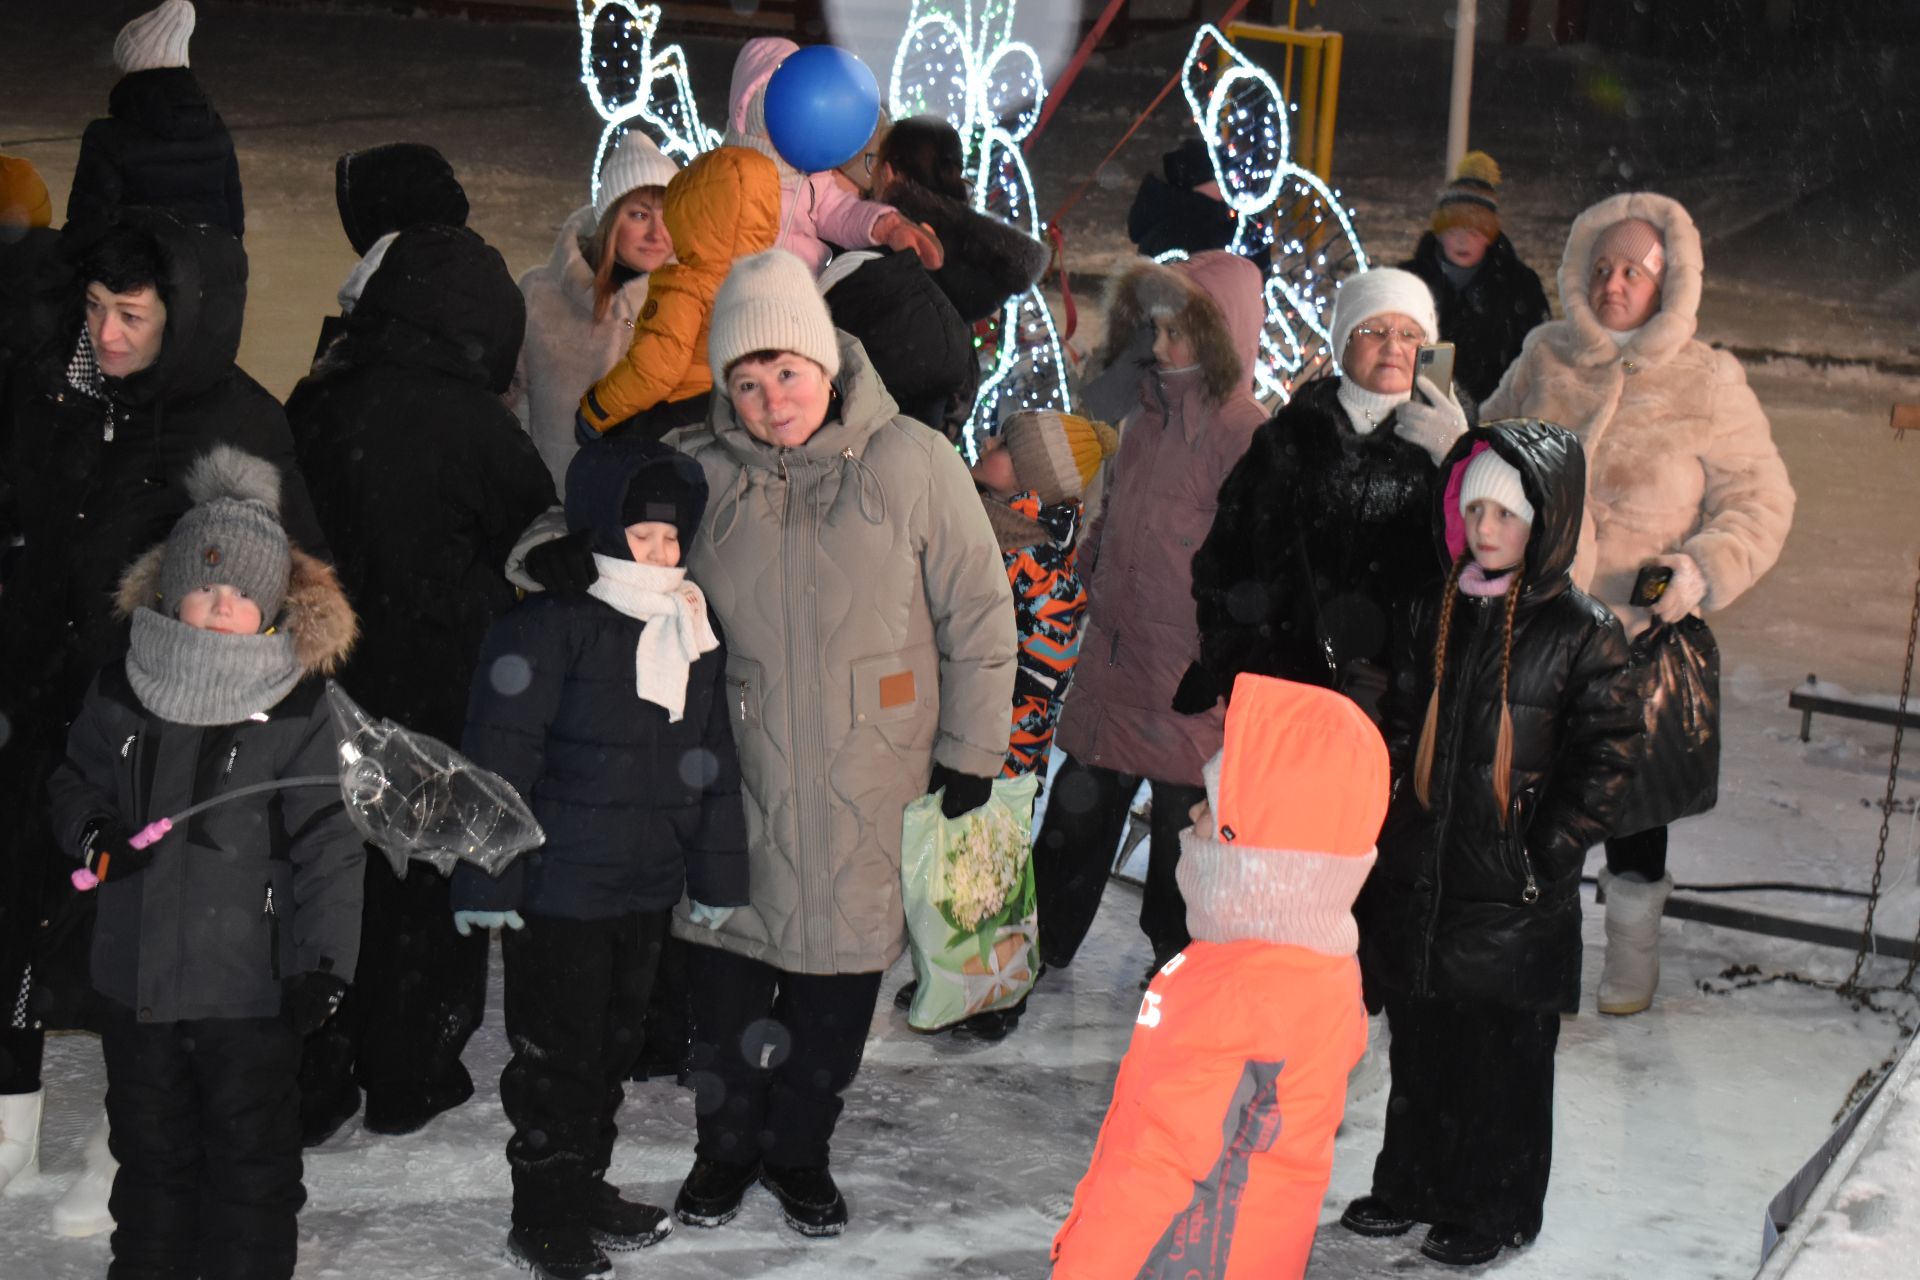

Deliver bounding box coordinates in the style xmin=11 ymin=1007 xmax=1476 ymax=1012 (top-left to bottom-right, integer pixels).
xmin=1337 ymin=379 xmax=1410 ymax=436
xmin=126 ymin=609 xmax=302 ymax=726
xmin=586 ymin=555 xmax=719 ymax=722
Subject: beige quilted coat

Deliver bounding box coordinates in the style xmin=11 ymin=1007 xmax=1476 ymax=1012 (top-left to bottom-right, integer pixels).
xmin=669 ymin=333 xmax=1016 ymax=974
xmin=1484 ymin=192 xmax=1794 ymax=636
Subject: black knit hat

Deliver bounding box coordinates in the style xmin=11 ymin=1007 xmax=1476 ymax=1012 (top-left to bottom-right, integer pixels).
xmin=565 ymin=437 xmax=708 ymax=560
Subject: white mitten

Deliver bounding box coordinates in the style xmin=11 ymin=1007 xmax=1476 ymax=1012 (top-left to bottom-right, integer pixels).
xmin=1394 ymin=376 xmax=1469 ymax=465
xmin=1648 ymin=554 xmax=1707 ymax=622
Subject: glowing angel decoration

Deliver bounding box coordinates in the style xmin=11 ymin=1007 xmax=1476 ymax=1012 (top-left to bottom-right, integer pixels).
xmin=576 ymin=0 xmax=718 ymax=206
xmin=889 ymin=0 xmax=1070 ymax=458
xmin=1173 ymin=24 xmax=1371 ymax=400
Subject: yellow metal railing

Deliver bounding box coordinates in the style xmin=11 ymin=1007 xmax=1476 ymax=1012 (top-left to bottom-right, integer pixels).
xmin=1222 ymin=11 xmax=1344 ymax=183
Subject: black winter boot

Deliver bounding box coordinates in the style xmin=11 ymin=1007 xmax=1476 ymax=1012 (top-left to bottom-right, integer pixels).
xmin=1339 ymin=1195 xmax=1415 ymax=1237
xmin=506 ymin=1224 xmax=613 ymax=1280
xmin=586 ymin=1181 xmax=671 ymax=1250
xmin=1420 ymin=1222 xmax=1507 ymax=1266
xmin=673 ymin=1156 xmax=759 ymax=1228
xmin=760 ymin=1163 xmax=848 ymax=1237
xmin=364 ymin=1062 xmax=474 ymax=1136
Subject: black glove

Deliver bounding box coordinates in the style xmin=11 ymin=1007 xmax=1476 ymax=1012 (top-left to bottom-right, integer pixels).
xmin=928 ymin=763 xmax=995 ymax=820
xmin=523 ymin=530 xmax=599 ymax=595
xmin=80 ymin=820 xmax=150 ymax=884
xmin=283 ymin=972 xmax=349 ymax=1036
xmin=1171 ymin=663 xmax=1222 ymax=715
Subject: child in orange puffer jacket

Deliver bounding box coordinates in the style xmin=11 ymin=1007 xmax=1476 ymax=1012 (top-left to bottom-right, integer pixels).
xmin=1051 ymin=674 xmax=1388 ymax=1280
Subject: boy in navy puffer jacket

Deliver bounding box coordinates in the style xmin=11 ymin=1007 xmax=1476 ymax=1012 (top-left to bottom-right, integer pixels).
xmin=452 ymin=437 xmax=748 ymax=1280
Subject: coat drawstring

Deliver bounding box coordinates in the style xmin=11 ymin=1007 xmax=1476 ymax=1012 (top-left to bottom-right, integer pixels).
xmin=710 ymin=467 xmax=750 ymax=547
xmin=838 ymin=448 xmax=887 ymax=525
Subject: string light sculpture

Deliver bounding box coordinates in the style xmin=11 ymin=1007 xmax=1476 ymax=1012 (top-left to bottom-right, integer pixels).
xmin=576 ymin=1 xmax=719 ymax=205
xmin=1175 ymin=24 xmax=1371 ymax=400
xmin=889 ymin=0 xmax=1069 ymax=459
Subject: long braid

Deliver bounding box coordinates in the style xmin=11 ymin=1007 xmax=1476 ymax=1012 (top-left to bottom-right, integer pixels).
xmin=1413 ymin=553 xmax=1472 ymax=810
xmin=1492 ymin=568 xmax=1526 ymax=823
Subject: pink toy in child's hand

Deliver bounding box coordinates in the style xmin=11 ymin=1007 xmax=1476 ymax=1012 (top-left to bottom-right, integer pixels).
xmin=129 ymin=818 xmax=173 ymax=850
xmin=70 ymin=867 xmax=99 ymax=892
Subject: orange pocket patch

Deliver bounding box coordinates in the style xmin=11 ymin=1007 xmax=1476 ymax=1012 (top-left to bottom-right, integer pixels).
xmin=878 ymin=670 xmax=917 ymax=709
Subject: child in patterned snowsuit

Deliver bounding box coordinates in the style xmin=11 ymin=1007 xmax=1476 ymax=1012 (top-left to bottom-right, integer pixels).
xmin=969 ymin=410 xmax=1117 ymax=782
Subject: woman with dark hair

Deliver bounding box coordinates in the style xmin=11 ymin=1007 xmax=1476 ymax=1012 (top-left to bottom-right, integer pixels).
xmin=514 ymin=132 xmax=680 ymax=492
xmin=873 ymin=115 xmax=1050 ymax=324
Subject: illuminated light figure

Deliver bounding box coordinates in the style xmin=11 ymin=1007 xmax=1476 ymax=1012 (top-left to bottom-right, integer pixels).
xmin=575 ymin=1 xmax=719 ymax=206
xmin=889 ymin=0 xmax=1070 ymax=459
xmin=1170 ymin=24 xmax=1372 ymax=402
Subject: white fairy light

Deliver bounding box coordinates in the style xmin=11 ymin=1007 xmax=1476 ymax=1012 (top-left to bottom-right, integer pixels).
xmin=576 ymin=1 xmax=719 ymax=203
xmin=1178 ymin=23 xmax=1371 ymax=401
xmin=889 ymin=0 xmax=1070 ymax=457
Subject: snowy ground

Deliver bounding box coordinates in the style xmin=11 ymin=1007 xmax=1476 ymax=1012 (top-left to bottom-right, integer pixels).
xmin=6 ymin=3 xmax=1920 ymax=1277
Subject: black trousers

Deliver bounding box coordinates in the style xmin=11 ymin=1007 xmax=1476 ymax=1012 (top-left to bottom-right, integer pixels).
xmin=100 ymin=1002 xmax=304 ymax=1280
xmin=300 ymin=851 xmax=487 ymax=1118
xmin=500 ymin=910 xmax=667 ymax=1230
xmin=636 ymin=933 xmax=692 ymax=1077
xmin=685 ymin=944 xmax=883 ymax=1170
xmin=1605 ymin=824 xmax=1669 ymax=880
xmin=1030 ymin=754 xmax=1204 ymax=969
xmin=1371 ymin=995 xmax=1560 ymax=1244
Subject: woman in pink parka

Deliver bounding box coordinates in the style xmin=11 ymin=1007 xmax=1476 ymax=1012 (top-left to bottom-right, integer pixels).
xmin=1032 ymin=250 xmax=1267 ymax=985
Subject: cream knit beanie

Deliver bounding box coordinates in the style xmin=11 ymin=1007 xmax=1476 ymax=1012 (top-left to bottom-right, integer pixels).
xmin=115 ymin=1 xmax=195 ymax=74
xmin=594 ymin=131 xmax=679 ymax=220
xmin=1458 ymin=447 xmax=1534 ymax=525
xmin=708 ymin=250 xmax=842 ymax=385
xmin=1330 ymin=267 xmax=1439 ymax=366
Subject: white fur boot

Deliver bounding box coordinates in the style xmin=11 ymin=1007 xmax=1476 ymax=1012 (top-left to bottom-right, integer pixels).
xmin=1597 ymin=871 xmax=1674 ymax=1015
xmin=51 ymin=1115 xmax=116 ymax=1237
xmin=0 ymin=1089 xmax=42 ymax=1194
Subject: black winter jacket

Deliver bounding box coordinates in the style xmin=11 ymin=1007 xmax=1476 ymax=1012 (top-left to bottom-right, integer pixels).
xmin=451 ymin=593 xmax=748 ymax=921
xmin=824 ymin=248 xmax=977 ymax=439
xmin=1 ymin=209 xmax=324 ymax=748
xmin=67 ymin=69 xmax=244 ymax=238
xmin=879 ymin=176 xmax=1050 ymax=324
xmin=46 ymin=551 xmax=363 ymax=1024
xmin=1401 ymin=232 xmax=1550 ymax=404
xmin=1358 ymin=421 xmax=1639 ymax=1014
xmin=287 ymin=224 xmax=555 ymax=745
xmin=1188 ymin=377 xmax=1452 ymax=702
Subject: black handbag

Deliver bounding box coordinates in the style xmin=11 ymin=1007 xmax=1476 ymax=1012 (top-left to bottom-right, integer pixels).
xmin=1612 ymin=615 xmax=1721 ymax=838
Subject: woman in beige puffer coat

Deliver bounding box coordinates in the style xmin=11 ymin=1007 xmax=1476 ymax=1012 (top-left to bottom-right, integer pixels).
xmin=1484 ymin=191 xmax=1794 ymax=1016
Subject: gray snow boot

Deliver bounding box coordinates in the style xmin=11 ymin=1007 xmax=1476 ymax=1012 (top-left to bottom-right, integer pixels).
xmin=1597 ymin=870 xmax=1673 ymax=1015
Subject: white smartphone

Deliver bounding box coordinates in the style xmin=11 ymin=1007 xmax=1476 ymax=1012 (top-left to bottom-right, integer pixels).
xmin=1415 ymin=342 xmax=1456 ymax=395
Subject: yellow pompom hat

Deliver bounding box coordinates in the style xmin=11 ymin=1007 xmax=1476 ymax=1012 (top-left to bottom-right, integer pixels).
xmin=1431 ymin=150 xmax=1502 ymax=242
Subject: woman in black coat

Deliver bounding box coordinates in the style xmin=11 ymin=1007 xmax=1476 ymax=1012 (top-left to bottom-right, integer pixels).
xmin=285 ymin=223 xmax=557 ymax=1143
xmin=68 ymin=68 xmax=243 ymax=238
xmin=1344 ymin=421 xmax=1638 ymax=1264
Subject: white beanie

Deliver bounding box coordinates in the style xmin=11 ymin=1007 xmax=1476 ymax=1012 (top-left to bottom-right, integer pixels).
xmin=594 ymin=131 xmax=679 ymax=221
xmin=1330 ymin=266 xmax=1439 ymax=364
xmin=1458 ymin=447 xmax=1534 ymax=525
xmin=708 ymin=250 xmax=843 ymax=386
xmin=114 ymin=0 xmax=195 ymax=74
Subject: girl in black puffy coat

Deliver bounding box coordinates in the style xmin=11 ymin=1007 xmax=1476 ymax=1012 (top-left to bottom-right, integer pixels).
xmin=1341 ymin=420 xmax=1639 ymax=1268
xmin=451 ymin=437 xmax=747 ymax=1280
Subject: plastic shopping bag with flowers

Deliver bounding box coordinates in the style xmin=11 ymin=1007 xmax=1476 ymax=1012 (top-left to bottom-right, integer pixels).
xmin=900 ymin=772 xmax=1040 ymax=1031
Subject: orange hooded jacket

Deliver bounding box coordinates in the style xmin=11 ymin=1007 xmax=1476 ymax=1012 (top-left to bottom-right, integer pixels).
xmin=1051 ymin=676 xmax=1388 ymax=1280
xmin=578 ymin=145 xmax=780 ymax=432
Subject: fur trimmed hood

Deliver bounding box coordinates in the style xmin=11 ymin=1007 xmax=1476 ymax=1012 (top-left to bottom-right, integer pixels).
xmin=1097 ymin=251 xmax=1263 ymax=406
xmin=115 ymin=544 xmax=357 ymax=677
xmin=1556 ymin=191 xmax=1703 ymax=371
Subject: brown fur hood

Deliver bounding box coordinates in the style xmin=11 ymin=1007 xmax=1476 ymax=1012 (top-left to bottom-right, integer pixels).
xmin=115 ymin=545 xmax=358 ymax=677
xmin=1096 ymin=251 xmax=1264 ymax=406
xmin=1553 ymin=191 xmax=1704 ymax=371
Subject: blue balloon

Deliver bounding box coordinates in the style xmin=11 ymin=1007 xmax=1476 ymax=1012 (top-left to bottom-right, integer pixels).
xmin=763 ymin=45 xmax=881 ymax=174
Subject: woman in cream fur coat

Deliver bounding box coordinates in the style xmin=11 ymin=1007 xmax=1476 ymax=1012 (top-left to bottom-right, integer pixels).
xmin=1485 ymin=191 xmax=1794 ymax=1017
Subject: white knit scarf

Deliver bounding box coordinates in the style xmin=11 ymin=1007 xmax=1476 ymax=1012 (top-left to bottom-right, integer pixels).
xmin=586 ymin=555 xmax=719 ymax=722
xmin=1337 ymin=379 xmax=1411 ymax=435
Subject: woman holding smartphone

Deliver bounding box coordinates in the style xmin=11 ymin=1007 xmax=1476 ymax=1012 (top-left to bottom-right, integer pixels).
xmin=1483 ymin=192 xmax=1795 ymax=1016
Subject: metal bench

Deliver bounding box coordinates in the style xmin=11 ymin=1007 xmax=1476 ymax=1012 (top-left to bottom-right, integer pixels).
xmin=1788 ymin=674 xmax=1920 ymax=743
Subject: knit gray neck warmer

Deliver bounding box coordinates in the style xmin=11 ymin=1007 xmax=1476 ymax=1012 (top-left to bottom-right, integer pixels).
xmin=126 ymin=609 xmax=303 ymax=726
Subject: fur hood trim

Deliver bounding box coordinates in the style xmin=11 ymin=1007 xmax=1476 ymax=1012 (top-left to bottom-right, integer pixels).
xmin=1556 ymin=192 xmax=1703 ymax=370
xmin=881 ymin=176 xmax=1050 ymax=291
xmin=116 ymin=545 xmax=357 ymax=676
xmin=1097 ymin=254 xmax=1256 ymax=406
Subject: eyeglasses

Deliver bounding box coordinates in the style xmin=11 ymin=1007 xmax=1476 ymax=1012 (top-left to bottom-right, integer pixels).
xmin=859 ymin=152 xmax=877 ymax=175
xmin=1349 ymin=325 xmax=1424 ymax=347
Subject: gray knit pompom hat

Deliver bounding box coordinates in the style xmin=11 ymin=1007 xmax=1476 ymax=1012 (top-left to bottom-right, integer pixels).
xmin=155 ymin=445 xmax=290 ymax=626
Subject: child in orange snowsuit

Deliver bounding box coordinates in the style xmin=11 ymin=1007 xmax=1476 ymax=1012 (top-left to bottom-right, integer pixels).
xmin=1051 ymin=674 xmax=1388 ymax=1280
xmin=576 ymin=145 xmax=779 ymax=438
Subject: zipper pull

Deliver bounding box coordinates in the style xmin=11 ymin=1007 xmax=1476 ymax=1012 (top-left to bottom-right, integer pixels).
xmin=223 ymin=744 xmax=240 ymax=778
xmin=738 ymin=680 xmax=749 ymax=722
xmin=120 ymin=734 xmax=136 ymax=759
xmin=263 ymin=883 xmax=277 ymax=917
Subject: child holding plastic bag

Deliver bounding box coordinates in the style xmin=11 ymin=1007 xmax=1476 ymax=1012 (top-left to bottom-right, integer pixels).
xmin=1051 ymin=676 xmax=1386 ymax=1280
xmin=1342 ymin=423 xmax=1638 ymax=1266
xmin=47 ymin=446 xmax=362 ymax=1280
xmin=452 ymin=438 xmax=748 ymax=1280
